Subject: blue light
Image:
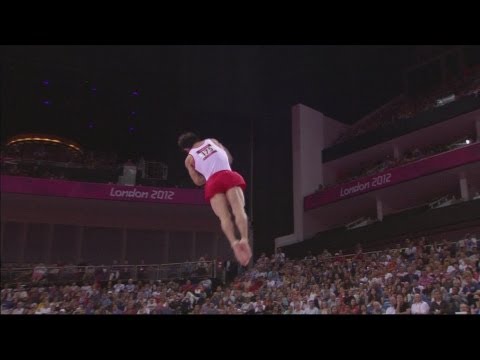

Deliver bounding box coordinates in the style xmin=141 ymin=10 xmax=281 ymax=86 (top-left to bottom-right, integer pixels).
xmin=42 ymin=80 xmax=49 ymax=86
xmin=132 ymin=91 xmax=139 ymax=96
xmin=43 ymin=100 xmax=51 ymax=106
xmin=131 ymin=111 xmax=136 ymax=116
xmin=88 ymin=123 xmax=94 ymax=129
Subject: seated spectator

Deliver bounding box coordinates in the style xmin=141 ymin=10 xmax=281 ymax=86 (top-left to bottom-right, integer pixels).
xmin=456 ymin=302 xmax=472 ymax=314
xmin=385 ymin=296 xmax=397 ymax=314
xmin=430 ymin=289 xmax=451 ymax=314
xmin=396 ymin=294 xmax=410 ymax=314
xmin=304 ymin=299 xmax=320 ymax=314
xmin=32 ymin=263 xmax=47 ymax=283
xmin=410 ymin=293 xmax=430 ymax=314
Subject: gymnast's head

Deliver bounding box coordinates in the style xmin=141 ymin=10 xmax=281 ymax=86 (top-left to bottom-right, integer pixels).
xmin=178 ymin=132 xmax=200 ymax=153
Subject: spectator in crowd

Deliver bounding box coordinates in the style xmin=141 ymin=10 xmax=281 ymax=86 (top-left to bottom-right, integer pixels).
xmin=410 ymin=293 xmax=430 ymax=314
xmin=430 ymin=289 xmax=451 ymax=314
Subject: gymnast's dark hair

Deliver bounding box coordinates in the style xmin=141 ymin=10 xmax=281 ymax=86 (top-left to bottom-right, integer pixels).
xmin=178 ymin=132 xmax=200 ymax=150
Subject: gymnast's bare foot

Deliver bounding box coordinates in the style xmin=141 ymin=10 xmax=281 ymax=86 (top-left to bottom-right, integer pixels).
xmin=232 ymin=239 xmax=252 ymax=266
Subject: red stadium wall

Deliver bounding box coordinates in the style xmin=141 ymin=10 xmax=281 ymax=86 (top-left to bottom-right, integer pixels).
xmin=0 ymin=177 xmax=232 ymax=265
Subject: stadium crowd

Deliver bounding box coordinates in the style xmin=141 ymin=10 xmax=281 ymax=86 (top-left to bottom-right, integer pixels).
xmin=332 ymin=63 xmax=480 ymax=146
xmin=2 ymin=234 xmax=478 ymax=315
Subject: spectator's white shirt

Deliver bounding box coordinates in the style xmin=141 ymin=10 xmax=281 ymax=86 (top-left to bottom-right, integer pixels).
xmin=470 ymin=236 xmax=477 ymax=247
xmin=33 ymin=265 xmax=47 ymax=275
xmin=146 ymin=299 xmax=157 ymax=309
xmin=35 ymin=306 xmax=51 ymax=315
xmin=275 ymin=253 xmax=285 ymax=263
xmin=81 ymin=285 xmax=93 ymax=295
xmin=292 ymin=308 xmax=305 ymax=314
xmin=304 ymin=307 xmax=320 ymax=314
xmin=411 ymin=301 xmax=430 ymax=314
xmin=12 ymin=308 xmax=24 ymax=315
xmin=290 ymin=300 xmax=306 ymax=309
xmin=446 ymin=266 xmax=455 ymax=274
xmin=201 ymin=279 xmax=212 ymax=289
xmin=241 ymin=303 xmax=251 ymax=312
xmin=254 ymin=303 xmax=265 ymax=313
xmin=114 ymin=283 xmax=125 ymax=293
xmin=385 ymin=306 xmax=396 ymax=314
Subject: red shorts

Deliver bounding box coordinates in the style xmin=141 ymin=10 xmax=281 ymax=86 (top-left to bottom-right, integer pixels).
xmin=204 ymin=170 xmax=246 ymax=201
